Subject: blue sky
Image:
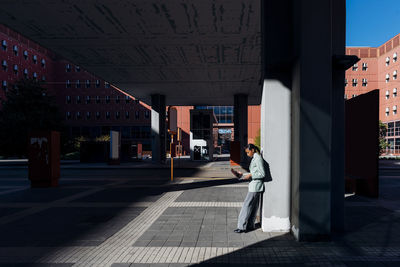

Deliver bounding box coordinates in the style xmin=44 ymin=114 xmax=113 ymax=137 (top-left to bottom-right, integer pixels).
xmin=347 ymin=0 xmax=400 ymax=47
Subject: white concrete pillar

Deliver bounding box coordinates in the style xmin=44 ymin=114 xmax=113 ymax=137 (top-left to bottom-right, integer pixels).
xmin=151 ymin=94 xmax=166 ymax=164
xmin=260 ymin=80 xmax=291 ymax=232
xmin=234 ymin=94 xmax=248 ymax=164
xmin=109 ymin=130 xmax=120 ymax=165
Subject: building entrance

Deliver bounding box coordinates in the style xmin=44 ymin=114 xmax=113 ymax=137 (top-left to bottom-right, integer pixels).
xmin=217 ymin=128 xmax=233 ymax=154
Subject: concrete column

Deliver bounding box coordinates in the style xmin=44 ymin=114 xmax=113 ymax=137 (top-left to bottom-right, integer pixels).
xmin=260 ymin=79 xmax=291 ymax=232
xmin=151 ymin=94 xmax=166 ymax=164
xmin=234 ymin=94 xmax=248 ymax=164
xmin=290 ymin=0 xmax=335 ymax=241
xmin=331 ymin=0 xmax=346 ymax=233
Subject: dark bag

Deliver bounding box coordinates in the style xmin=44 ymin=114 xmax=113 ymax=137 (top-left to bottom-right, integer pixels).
xmin=261 ymin=156 xmax=273 ymax=183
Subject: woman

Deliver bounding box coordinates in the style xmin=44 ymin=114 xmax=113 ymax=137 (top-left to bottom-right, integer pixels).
xmin=231 ymin=144 xmax=265 ymax=233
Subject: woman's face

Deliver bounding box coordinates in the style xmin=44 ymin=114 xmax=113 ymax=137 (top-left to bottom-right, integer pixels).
xmin=245 ymin=148 xmax=255 ymax=158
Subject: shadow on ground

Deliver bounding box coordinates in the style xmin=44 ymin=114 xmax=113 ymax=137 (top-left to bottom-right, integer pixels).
xmin=0 ymin=166 xmax=400 ymax=266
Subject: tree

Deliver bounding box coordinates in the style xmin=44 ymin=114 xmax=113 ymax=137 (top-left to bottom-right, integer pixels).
xmin=0 ymin=79 xmax=64 ymax=157
xmin=379 ymin=120 xmax=389 ymax=155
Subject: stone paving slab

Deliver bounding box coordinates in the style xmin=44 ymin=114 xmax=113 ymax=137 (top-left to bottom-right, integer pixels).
xmin=133 ymin=207 xmax=270 ymax=248
xmin=0 ymin=207 xmax=27 ymax=218
xmin=0 ymin=188 xmax=89 ymax=203
xmin=58 ymin=180 xmax=122 ymax=187
xmin=71 ymin=188 xmax=164 ymax=203
xmin=0 ymin=180 xmax=34 ymax=187
xmin=0 ymin=207 xmax=145 ymax=247
xmin=0 ymin=187 xmax=17 ymax=192
xmin=175 ymin=187 xmax=247 ymax=202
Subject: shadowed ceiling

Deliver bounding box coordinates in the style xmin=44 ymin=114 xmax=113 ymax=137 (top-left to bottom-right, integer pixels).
xmin=0 ymin=0 xmax=262 ymax=105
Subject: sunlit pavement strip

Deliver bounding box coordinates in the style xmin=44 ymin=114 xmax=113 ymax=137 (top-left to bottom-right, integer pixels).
xmin=170 ymin=201 xmax=243 ymax=207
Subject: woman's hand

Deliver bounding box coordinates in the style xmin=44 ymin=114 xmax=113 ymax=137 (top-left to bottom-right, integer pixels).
xmin=231 ymin=169 xmax=243 ymax=178
xmin=242 ymin=174 xmax=252 ymax=180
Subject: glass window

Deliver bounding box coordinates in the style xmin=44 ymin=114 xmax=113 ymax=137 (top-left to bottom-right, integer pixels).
xmin=13 ymin=45 xmax=18 ymax=56
xmin=395 ymin=122 xmax=400 ymax=136
xmin=396 ymin=138 xmax=400 ymax=153
xmin=220 ymin=106 xmax=227 ymax=114
xmin=192 ymin=113 xmax=211 ymax=139
xmin=388 ymin=122 xmax=395 ymax=136
xmin=2 ymin=40 xmax=7 ymax=50
xmin=131 ymin=126 xmax=140 ymax=138
xmin=362 ymin=79 xmax=367 ymax=86
xmin=362 ymin=62 xmax=368 ymax=71
xmin=122 ymin=126 xmax=130 ymax=138
xmin=142 ymin=126 xmax=151 ymax=139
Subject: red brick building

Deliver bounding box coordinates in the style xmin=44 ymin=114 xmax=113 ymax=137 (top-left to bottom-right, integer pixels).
xmin=0 ymin=25 xmax=152 ymax=152
xmin=346 ymin=34 xmax=400 ymax=154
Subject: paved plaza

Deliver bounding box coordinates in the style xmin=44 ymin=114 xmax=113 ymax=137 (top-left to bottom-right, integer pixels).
xmin=0 ymin=161 xmax=399 ymax=266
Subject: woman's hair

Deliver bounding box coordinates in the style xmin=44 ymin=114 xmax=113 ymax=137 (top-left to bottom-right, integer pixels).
xmin=245 ymin=143 xmax=260 ymax=153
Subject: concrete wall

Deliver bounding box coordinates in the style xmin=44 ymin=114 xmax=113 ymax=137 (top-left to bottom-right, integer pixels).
xmin=290 ymin=0 xmax=335 ymax=241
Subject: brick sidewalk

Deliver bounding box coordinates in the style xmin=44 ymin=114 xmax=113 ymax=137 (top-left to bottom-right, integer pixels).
xmin=0 ymin=167 xmax=399 ymax=266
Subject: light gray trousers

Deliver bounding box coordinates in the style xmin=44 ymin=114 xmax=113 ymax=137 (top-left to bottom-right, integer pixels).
xmin=237 ymin=191 xmax=261 ymax=230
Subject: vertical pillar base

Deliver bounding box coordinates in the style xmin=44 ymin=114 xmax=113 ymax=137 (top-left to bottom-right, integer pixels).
xmin=151 ymin=94 xmax=166 ymax=164
xmin=234 ymin=94 xmax=248 ymax=166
